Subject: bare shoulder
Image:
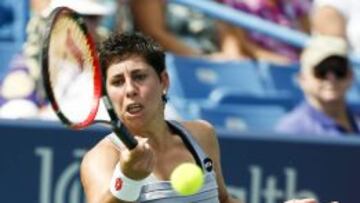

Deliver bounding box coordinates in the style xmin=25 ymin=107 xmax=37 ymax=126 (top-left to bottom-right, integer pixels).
xmin=81 ymin=137 xmax=119 ymax=169
xmin=181 ymin=119 xmax=215 ymax=135
xmin=80 ymin=138 xmax=119 ymax=186
xmin=180 ymin=120 xmax=218 ymax=154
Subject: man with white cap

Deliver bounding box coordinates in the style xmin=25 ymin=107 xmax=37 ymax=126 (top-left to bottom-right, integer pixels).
xmin=275 ymin=35 xmax=360 ymax=136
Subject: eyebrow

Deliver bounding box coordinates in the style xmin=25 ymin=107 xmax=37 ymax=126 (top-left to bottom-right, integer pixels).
xmin=130 ymin=69 xmax=145 ymax=74
xmin=111 ymin=68 xmax=146 ymax=77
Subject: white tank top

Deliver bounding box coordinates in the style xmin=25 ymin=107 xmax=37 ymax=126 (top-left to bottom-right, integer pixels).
xmin=107 ymin=120 xmax=219 ymax=202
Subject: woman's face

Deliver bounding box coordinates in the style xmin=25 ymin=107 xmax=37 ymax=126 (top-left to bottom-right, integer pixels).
xmin=106 ymin=55 xmax=168 ymax=129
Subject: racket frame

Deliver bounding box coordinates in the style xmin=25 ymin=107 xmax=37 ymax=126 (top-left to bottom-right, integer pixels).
xmin=41 ymin=7 xmax=138 ymax=149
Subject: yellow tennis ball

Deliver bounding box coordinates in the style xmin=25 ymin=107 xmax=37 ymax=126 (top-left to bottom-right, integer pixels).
xmin=170 ymin=162 xmax=204 ymax=196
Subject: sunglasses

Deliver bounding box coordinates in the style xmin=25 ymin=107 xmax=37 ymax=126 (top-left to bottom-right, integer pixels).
xmin=313 ymin=56 xmax=350 ymax=80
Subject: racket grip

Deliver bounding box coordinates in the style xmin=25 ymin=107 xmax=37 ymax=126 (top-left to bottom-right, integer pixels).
xmin=113 ymin=120 xmax=138 ymax=150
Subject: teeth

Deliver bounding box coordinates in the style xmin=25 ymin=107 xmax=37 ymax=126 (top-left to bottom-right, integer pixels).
xmin=127 ymin=104 xmax=142 ymax=113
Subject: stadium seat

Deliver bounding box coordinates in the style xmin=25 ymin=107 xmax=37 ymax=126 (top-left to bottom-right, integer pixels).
xmin=0 ymin=4 xmax=13 ymax=27
xmin=208 ymin=87 xmax=297 ymax=111
xmin=0 ymin=0 xmax=28 ymax=78
xmin=166 ymin=53 xmax=265 ymax=99
xmin=0 ymin=0 xmax=28 ymax=43
xmin=0 ymin=43 xmax=21 ymax=79
xmin=347 ymin=66 xmax=360 ymax=112
xmin=197 ymin=104 xmax=286 ymax=132
xmin=166 ymin=53 xmax=267 ymax=118
xmin=260 ymin=62 xmax=303 ymax=99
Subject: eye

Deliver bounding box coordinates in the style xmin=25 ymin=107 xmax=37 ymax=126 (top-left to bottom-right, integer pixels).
xmin=133 ymin=73 xmax=147 ymax=81
xmin=110 ymin=77 xmax=125 ymax=86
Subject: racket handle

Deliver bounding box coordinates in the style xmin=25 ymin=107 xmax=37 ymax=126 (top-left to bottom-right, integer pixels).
xmin=113 ymin=120 xmax=138 ymax=150
xmin=102 ymin=96 xmax=138 ymax=149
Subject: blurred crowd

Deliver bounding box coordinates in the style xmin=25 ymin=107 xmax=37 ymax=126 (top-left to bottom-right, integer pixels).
xmin=0 ymin=0 xmax=359 ymax=136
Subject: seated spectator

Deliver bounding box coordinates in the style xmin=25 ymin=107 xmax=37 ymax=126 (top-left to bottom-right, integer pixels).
xmin=0 ymin=0 xmax=113 ymax=119
xmin=129 ymin=0 xmax=217 ymax=57
xmin=312 ymin=0 xmax=360 ymax=57
xmin=275 ymin=35 xmax=360 ymax=136
xmin=216 ymin=0 xmax=312 ymax=63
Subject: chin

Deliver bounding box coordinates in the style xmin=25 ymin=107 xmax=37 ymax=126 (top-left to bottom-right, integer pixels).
xmin=125 ymin=115 xmax=145 ymax=125
xmin=125 ymin=118 xmax=145 ymax=130
xmin=320 ymin=95 xmax=344 ymax=104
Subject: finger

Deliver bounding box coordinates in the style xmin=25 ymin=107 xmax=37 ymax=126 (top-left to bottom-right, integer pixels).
xmin=119 ymin=136 xmax=147 ymax=164
xmin=130 ymin=139 xmax=154 ymax=169
xmin=129 ymin=137 xmax=149 ymax=158
xmin=135 ymin=136 xmax=149 ymax=144
xmin=135 ymin=142 xmax=153 ymax=166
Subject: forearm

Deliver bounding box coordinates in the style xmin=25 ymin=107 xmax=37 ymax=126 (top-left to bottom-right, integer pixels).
xmin=299 ymin=15 xmax=310 ymax=34
xmin=216 ymin=22 xmax=248 ymax=59
xmin=88 ymin=193 xmax=136 ymax=203
xmin=223 ymin=197 xmax=243 ymax=203
xmin=148 ymin=29 xmax=202 ymax=56
xmin=130 ymin=0 xmax=201 ymax=56
xmin=247 ymin=42 xmax=290 ymax=64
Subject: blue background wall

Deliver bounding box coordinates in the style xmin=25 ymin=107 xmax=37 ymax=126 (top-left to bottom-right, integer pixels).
xmin=1 ymin=119 xmax=359 ymax=203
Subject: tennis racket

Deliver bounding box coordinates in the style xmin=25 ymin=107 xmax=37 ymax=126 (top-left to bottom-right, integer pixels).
xmin=41 ymin=7 xmax=138 ymax=149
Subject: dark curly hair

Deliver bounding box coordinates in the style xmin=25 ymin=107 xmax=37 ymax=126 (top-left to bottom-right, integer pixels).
xmin=99 ymin=32 xmax=168 ymax=103
xmin=99 ymin=32 xmax=166 ymax=79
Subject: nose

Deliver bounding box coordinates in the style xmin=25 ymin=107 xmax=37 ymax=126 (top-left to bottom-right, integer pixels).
xmin=325 ymin=71 xmax=337 ymax=81
xmin=125 ymin=79 xmax=138 ymax=98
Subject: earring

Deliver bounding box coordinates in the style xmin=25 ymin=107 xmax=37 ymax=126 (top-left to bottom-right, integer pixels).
xmin=161 ymin=91 xmax=168 ymax=103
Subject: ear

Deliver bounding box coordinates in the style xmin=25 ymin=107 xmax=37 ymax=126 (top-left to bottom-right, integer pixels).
xmin=296 ymin=72 xmax=305 ymax=90
xmin=349 ymin=68 xmax=354 ymax=80
xmin=346 ymin=68 xmax=354 ymax=89
xmin=160 ymin=71 xmax=170 ymax=94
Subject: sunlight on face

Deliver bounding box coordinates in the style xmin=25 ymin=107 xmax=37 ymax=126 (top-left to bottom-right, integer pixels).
xmin=299 ymin=68 xmax=352 ymax=103
xmin=106 ymin=55 xmax=167 ymax=128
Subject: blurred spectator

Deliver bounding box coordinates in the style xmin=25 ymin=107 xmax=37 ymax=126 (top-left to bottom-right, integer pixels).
xmin=111 ymin=0 xmax=133 ymax=34
xmin=0 ymin=0 xmax=114 ymax=119
xmin=275 ymin=35 xmax=360 ymax=136
xmin=312 ymin=0 xmax=360 ymax=57
xmin=30 ymin=0 xmax=51 ymax=15
xmin=216 ymin=0 xmax=312 ymax=63
xmin=41 ymin=0 xmax=113 ymax=42
xmin=129 ymin=0 xmax=217 ymax=57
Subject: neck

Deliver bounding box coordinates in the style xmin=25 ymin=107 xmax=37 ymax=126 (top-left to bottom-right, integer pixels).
xmin=307 ymin=97 xmax=349 ymax=123
xmin=128 ymin=110 xmax=172 ymax=151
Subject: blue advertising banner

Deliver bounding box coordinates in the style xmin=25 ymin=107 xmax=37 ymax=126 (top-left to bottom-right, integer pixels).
xmin=0 ymin=119 xmax=107 ymax=203
xmin=219 ymin=131 xmax=360 ymax=203
xmin=0 ymin=119 xmax=359 ymax=203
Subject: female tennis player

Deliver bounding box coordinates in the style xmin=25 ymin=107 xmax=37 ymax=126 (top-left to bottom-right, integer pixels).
xmin=79 ymin=32 xmax=317 ymax=203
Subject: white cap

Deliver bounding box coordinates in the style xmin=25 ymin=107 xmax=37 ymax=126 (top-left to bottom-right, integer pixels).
xmin=300 ymin=35 xmax=349 ymax=72
xmin=42 ymin=0 xmax=115 ymax=17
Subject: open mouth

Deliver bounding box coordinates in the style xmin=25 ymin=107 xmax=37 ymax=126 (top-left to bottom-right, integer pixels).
xmin=126 ymin=103 xmax=144 ymax=114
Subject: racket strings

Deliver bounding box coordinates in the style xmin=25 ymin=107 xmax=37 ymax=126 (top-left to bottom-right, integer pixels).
xmin=48 ymin=14 xmax=97 ymax=123
xmin=51 ymin=17 xmax=94 ymax=71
